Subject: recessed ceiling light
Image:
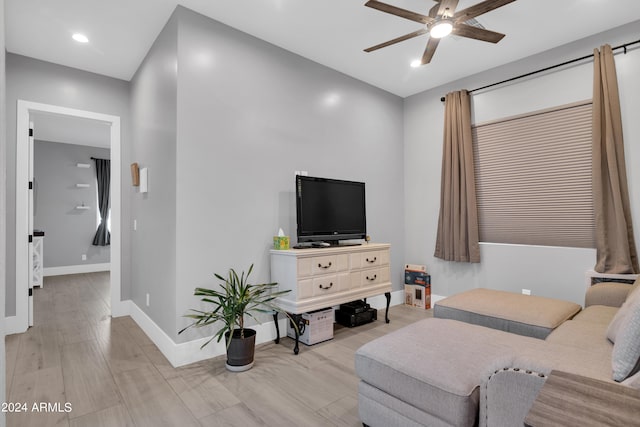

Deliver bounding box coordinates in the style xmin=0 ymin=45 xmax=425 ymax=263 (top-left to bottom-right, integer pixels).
xmin=72 ymin=33 xmax=89 ymax=43
xmin=410 ymin=59 xmax=422 ymax=68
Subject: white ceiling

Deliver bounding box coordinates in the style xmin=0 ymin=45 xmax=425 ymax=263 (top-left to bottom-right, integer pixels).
xmin=6 ymin=0 xmax=640 ymax=98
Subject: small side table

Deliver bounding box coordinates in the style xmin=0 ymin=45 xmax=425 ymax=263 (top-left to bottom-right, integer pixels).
xmin=525 ymin=370 xmax=640 ymax=427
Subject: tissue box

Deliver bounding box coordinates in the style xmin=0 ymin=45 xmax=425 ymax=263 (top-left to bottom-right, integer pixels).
xmin=273 ymin=236 xmax=290 ymax=250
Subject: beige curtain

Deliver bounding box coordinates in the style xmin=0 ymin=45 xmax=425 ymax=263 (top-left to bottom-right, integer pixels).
xmin=592 ymin=44 xmax=639 ymax=274
xmin=434 ymin=90 xmax=480 ymax=263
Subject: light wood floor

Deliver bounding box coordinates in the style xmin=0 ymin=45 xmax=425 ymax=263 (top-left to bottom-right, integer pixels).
xmin=5 ymin=273 xmax=433 ymax=426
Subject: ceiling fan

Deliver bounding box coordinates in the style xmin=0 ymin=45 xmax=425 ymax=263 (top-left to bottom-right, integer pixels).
xmin=364 ymin=0 xmax=517 ymax=66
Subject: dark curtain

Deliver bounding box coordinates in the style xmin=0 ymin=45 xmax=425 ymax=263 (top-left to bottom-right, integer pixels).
xmin=592 ymin=44 xmax=638 ymax=274
xmin=434 ymin=90 xmax=480 ymax=263
xmin=92 ymin=158 xmax=111 ymax=246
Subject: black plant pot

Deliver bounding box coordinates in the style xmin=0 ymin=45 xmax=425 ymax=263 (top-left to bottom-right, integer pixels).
xmin=224 ymin=328 xmax=256 ymax=372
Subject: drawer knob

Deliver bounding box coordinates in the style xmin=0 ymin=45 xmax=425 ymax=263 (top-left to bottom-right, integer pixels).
xmin=319 ymin=282 xmax=333 ymax=290
xmin=366 ymin=257 xmax=377 ymax=263
xmin=366 ymin=274 xmax=377 ymax=281
xmin=318 ymin=262 xmax=332 ymax=269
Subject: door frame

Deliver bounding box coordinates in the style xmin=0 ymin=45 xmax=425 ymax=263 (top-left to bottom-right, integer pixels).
xmin=13 ymin=100 xmax=123 ymax=332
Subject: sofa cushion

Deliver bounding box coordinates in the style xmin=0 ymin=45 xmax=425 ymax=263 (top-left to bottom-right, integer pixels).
xmin=545 ymin=315 xmax=613 ymax=360
xmin=434 ymin=288 xmax=581 ymax=339
xmin=607 ymin=281 xmax=640 ymax=343
xmin=612 ymin=299 xmax=640 ymax=381
xmin=571 ymin=304 xmax=618 ymax=326
xmin=622 ymin=371 xmax=640 ymax=390
xmin=355 ymin=318 xmax=545 ymax=427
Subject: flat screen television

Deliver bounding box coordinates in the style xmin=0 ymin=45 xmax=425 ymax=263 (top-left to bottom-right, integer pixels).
xmin=296 ymin=175 xmax=366 ymax=245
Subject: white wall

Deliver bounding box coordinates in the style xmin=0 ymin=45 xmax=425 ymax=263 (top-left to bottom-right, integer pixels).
xmin=404 ymin=21 xmax=640 ymax=305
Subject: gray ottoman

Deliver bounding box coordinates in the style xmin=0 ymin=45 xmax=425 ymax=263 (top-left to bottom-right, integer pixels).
xmin=434 ymin=288 xmax=581 ymax=339
xmin=355 ymin=318 xmax=544 ymax=427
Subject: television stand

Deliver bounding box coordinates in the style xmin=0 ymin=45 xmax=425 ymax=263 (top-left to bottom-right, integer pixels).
xmin=270 ymin=243 xmax=392 ymax=354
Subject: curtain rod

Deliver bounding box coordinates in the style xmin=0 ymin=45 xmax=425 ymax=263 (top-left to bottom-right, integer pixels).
xmin=439 ymin=38 xmax=640 ymax=102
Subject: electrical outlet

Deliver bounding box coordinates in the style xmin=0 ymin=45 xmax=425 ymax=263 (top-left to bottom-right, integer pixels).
xmin=146 ymin=293 xmax=150 ymax=307
xmin=522 ymin=289 xmax=531 ymax=295
xmin=81 ymin=254 xmax=87 ymax=261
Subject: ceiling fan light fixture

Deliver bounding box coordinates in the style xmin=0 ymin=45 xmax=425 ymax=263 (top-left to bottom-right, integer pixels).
xmin=72 ymin=33 xmax=89 ymax=43
xmin=429 ymin=20 xmax=453 ymax=39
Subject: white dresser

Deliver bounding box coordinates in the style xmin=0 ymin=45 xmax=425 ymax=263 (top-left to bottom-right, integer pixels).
xmin=270 ymin=243 xmax=392 ymax=353
xmin=270 ymin=243 xmax=391 ymax=313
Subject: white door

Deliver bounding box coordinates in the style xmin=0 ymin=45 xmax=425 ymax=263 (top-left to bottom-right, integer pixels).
xmin=28 ymin=120 xmax=34 ymax=327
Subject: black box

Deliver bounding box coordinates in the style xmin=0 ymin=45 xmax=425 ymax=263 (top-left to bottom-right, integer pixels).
xmin=339 ymin=300 xmax=371 ymax=314
xmin=335 ymin=307 xmax=377 ymax=327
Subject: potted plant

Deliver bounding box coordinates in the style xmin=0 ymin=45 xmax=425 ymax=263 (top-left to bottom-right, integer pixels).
xmin=179 ymin=264 xmax=292 ymax=372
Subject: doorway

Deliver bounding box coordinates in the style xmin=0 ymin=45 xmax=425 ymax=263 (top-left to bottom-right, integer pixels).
xmin=13 ymin=100 xmax=123 ymax=333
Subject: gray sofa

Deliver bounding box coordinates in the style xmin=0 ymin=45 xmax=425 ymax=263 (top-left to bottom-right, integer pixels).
xmin=355 ymin=279 xmax=640 ymax=427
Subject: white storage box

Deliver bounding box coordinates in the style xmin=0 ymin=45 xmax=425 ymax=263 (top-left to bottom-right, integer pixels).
xmin=287 ymin=308 xmax=334 ymax=345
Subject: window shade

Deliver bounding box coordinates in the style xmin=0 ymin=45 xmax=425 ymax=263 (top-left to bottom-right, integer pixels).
xmin=472 ymin=101 xmax=595 ymax=248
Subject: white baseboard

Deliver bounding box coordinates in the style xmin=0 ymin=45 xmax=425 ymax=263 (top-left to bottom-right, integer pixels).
xmin=365 ymin=289 xmax=405 ymax=309
xmin=110 ymin=299 xmax=130 ymax=318
xmin=4 ymin=315 xmax=26 ymax=336
xmin=127 ymin=300 xmax=288 ymax=368
xmin=110 ymin=289 xmax=420 ymax=368
xmin=44 ymin=263 xmax=111 ymax=276
xmin=431 ymin=294 xmax=446 ymax=305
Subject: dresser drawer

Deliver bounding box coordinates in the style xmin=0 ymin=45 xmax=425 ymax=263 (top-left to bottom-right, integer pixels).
xmin=298 ymin=273 xmax=351 ymax=300
xmin=298 ymin=254 xmax=349 ymax=277
xmin=360 ymin=267 xmax=390 ymax=287
xmin=351 ymin=250 xmax=389 ymax=269
xmin=312 ymin=275 xmax=341 ymax=297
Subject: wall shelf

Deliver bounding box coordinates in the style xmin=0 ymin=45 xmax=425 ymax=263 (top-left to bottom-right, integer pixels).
xmin=76 ymin=163 xmax=90 ymax=168
xmin=75 ymin=205 xmax=90 ymax=210
xmin=76 ymin=183 xmax=90 ymax=188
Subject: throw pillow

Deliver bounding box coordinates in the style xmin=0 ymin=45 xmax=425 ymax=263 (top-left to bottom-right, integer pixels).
xmin=606 ymin=282 xmax=640 ymax=343
xmin=612 ymin=299 xmax=640 ymax=382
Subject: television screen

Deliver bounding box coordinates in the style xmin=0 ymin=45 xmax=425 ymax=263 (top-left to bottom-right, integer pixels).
xmin=296 ymin=175 xmax=366 ymax=244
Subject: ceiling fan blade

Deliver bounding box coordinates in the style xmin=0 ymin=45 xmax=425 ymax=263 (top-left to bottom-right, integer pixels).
xmin=454 ymin=0 xmax=517 ymax=22
xmin=364 ymin=28 xmax=429 ymax=52
xmin=429 ymin=3 xmax=440 ymax=18
xmin=365 ymin=0 xmax=433 ymax=25
xmin=421 ymin=37 xmax=440 ymax=65
xmin=436 ymin=0 xmax=459 ymax=18
xmin=452 ymin=23 xmax=505 ymax=43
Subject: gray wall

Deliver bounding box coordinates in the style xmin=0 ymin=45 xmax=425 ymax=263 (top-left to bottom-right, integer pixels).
xmin=34 ymin=141 xmax=111 ymax=268
xmin=129 ymin=7 xmax=404 ymax=342
xmin=172 ymin=7 xmax=404 ymax=343
xmin=5 ymin=54 xmax=131 ymax=316
xmin=129 ymin=13 xmax=178 ymax=337
xmin=404 ymin=21 xmax=640 ymax=305
xmin=1 ymin=0 xmax=8 ymax=424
